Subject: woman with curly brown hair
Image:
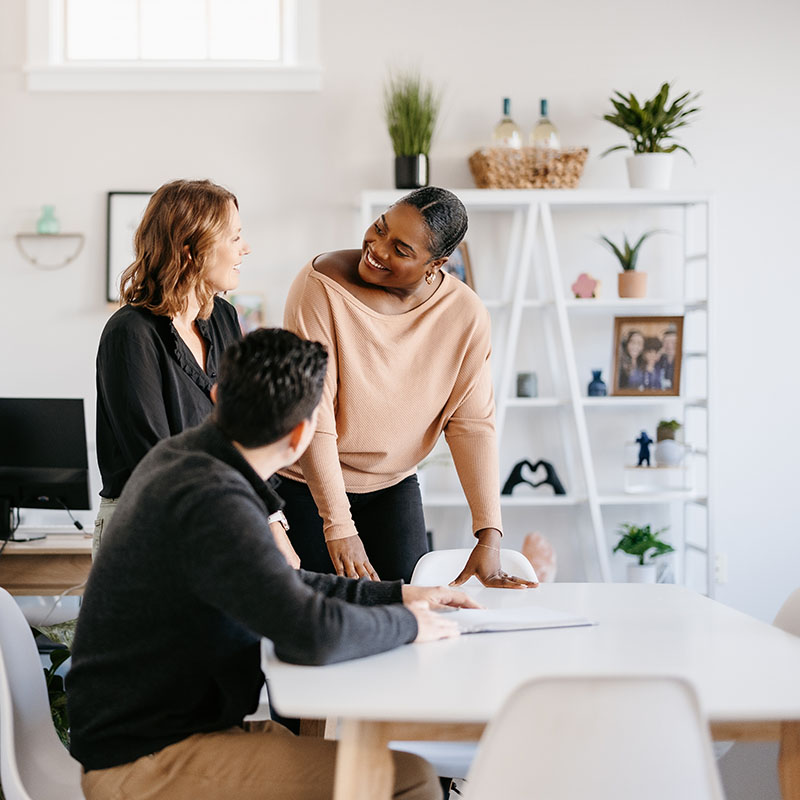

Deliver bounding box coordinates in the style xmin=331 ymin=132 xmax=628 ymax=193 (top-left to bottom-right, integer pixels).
xmin=93 ymin=179 xmax=252 ymax=552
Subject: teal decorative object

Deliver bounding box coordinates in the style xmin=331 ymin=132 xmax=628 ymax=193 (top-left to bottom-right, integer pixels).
xmin=36 ymin=205 xmax=60 ymax=234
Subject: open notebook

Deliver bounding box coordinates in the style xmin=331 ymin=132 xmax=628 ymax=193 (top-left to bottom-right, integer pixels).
xmin=443 ymin=605 xmax=594 ymax=634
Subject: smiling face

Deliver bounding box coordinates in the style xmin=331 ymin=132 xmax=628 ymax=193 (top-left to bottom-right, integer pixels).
xmin=625 ymin=331 xmax=644 ymax=359
xmin=358 ymin=203 xmax=446 ymax=290
xmin=204 ymin=200 xmax=250 ymax=294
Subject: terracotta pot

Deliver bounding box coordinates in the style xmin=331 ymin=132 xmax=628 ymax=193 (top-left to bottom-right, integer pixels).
xmin=618 ymin=271 xmax=647 ymax=298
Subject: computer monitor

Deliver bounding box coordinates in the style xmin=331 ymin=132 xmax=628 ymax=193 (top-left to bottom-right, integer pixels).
xmin=0 ymin=398 xmax=90 ymax=540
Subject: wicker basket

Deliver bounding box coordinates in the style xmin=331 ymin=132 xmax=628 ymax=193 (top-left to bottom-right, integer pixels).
xmin=468 ymin=146 xmax=589 ymax=189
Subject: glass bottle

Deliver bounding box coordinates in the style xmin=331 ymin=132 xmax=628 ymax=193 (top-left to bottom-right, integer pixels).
xmin=530 ymin=98 xmax=560 ymax=149
xmin=36 ymin=205 xmax=60 ymax=234
xmin=587 ymin=370 xmax=607 ymax=397
xmin=493 ymin=98 xmax=522 ymax=149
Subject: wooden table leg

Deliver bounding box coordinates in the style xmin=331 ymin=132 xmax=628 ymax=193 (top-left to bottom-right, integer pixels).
xmin=780 ymin=722 xmax=800 ymax=799
xmin=333 ymin=719 xmax=392 ymax=800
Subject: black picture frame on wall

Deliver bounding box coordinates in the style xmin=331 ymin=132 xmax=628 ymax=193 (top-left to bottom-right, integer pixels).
xmin=106 ymin=191 xmax=153 ymax=303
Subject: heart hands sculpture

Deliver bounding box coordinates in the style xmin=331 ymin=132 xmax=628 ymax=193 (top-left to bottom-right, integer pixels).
xmin=501 ymin=459 xmax=567 ymax=496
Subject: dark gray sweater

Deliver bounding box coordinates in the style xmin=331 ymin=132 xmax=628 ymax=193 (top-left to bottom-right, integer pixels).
xmin=67 ymin=421 xmax=417 ymax=771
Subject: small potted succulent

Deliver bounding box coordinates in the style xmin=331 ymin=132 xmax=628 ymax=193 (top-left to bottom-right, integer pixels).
xmin=655 ymin=419 xmax=685 ymax=466
xmin=613 ymin=523 xmax=674 ymax=583
xmin=599 ymin=230 xmax=661 ymax=298
xmin=601 ymin=82 xmax=701 ymax=190
xmin=384 ymin=72 xmax=441 ymax=190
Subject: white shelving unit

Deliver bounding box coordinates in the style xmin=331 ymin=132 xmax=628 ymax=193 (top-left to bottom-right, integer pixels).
xmin=360 ymin=189 xmax=713 ymax=594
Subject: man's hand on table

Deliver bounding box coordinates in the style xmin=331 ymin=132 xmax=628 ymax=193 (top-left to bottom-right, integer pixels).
xmin=402 ymin=585 xmax=482 ymax=643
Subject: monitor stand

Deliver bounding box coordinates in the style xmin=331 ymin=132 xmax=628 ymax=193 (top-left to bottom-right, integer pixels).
xmin=0 ymin=499 xmax=46 ymax=541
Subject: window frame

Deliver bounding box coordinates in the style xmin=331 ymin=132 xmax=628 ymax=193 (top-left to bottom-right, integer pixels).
xmin=25 ymin=0 xmax=321 ymax=92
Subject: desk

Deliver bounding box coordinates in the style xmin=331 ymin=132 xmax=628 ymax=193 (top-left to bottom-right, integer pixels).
xmin=0 ymin=533 xmax=93 ymax=595
xmin=265 ymin=583 xmax=800 ymax=800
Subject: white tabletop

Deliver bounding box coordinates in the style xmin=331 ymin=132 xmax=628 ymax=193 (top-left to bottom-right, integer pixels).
xmin=265 ymin=582 xmax=800 ymax=724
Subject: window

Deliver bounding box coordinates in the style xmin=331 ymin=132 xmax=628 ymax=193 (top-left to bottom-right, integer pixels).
xmin=25 ymin=0 xmax=321 ymax=92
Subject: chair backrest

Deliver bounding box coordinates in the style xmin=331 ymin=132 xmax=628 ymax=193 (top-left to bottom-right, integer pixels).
xmin=774 ymin=587 xmax=800 ymax=637
xmin=0 ymin=587 xmax=84 ymax=800
xmin=410 ymin=548 xmax=537 ymax=586
xmin=464 ymin=676 xmax=724 ymax=800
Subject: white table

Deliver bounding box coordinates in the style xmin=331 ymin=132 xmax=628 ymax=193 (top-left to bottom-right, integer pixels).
xmin=265 ymin=583 xmax=800 ymax=799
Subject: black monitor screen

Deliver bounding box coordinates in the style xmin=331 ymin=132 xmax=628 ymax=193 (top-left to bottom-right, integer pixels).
xmin=0 ymin=398 xmax=91 ymax=528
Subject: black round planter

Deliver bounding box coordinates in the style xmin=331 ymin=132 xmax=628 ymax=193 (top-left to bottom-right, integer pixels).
xmin=394 ymin=154 xmax=429 ymax=189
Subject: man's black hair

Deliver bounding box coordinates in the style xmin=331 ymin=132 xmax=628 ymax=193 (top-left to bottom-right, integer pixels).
xmin=214 ymin=328 xmax=327 ymax=448
xmin=396 ymin=186 xmax=469 ymax=259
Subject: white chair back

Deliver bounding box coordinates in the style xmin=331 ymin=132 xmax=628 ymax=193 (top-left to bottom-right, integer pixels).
xmin=774 ymin=587 xmax=800 ymax=637
xmin=410 ymin=548 xmax=537 ymax=586
xmin=0 ymin=587 xmax=84 ymax=799
xmin=464 ymin=676 xmax=724 ymax=800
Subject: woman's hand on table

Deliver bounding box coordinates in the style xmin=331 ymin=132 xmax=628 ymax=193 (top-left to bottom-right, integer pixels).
xmin=327 ymin=534 xmax=380 ymax=580
xmin=402 ymin=584 xmax=483 ymax=610
xmin=449 ymin=529 xmax=539 ymax=589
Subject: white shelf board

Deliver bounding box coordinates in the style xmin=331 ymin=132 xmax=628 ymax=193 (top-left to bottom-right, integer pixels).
xmin=422 ymin=492 xmax=583 ymax=508
xmin=598 ymin=492 xmax=707 ymax=505
xmin=564 ymin=298 xmax=707 ymax=313
xmin=582 ymin=396 xmax=704 ymax=408
xmin=504 ymin=397 xmax=565 ymax=408
xmin=361 ymin=189 xmax=711 ymax=210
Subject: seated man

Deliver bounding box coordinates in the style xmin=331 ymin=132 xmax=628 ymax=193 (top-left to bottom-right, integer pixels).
xmin=67 ymin=328 xmax=475 ymax=800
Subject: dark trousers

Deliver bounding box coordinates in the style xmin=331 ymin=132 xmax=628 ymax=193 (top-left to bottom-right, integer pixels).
xmin=277 ymin=474 xmax=428 ymax=583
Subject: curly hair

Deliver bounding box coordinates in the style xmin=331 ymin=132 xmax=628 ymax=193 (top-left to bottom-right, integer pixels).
xmin=120 ymin=179 xmax=237 ymax=319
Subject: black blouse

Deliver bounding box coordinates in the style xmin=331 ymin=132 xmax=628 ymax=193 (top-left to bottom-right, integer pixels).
xmin=95 ymin=296 xmax=242 ymax=498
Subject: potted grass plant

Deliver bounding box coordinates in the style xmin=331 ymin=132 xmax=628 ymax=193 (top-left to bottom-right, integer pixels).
xmin=613 ymin=523 xmax=674 ymax=583
xmin=599 ymin=230 xmax=661 ymax=297
xmin=655 ymin=419 xmax=685 ymax=467
xmin=384 ymin=72 xmax=440 ymax=189
xmin=601 ymin=82 xmax=701 ymax=190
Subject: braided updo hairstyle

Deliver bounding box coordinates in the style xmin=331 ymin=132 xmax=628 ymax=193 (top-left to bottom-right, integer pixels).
xmin=394 ymin=187 xmax=469 ymax=260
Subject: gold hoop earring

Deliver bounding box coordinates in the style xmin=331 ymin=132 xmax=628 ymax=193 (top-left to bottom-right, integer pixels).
xmin=425 ymin=272 xmax=434 ymax=285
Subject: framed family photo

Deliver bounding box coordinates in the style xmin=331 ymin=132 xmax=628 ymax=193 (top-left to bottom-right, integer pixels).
xmin=442 ymin=242 xmax=474 ymax=289
xmin=106 ymin=191 xmax=153 ymax=303
xmin=611 ymin=316 xmax=684 ymax=396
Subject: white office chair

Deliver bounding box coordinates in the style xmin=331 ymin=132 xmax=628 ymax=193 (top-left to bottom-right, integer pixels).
xmin=0 ymin=586 xmax=84 ymax=800
xmin=463 ymin=675 xmax=724 ymax=800
xmin=392 ymin=548 xmax=537 ymax=789
xmin=774 ymin=587 xmax=800 ymax=637
xmin=410 ymin=547 xmax=538 ymax=587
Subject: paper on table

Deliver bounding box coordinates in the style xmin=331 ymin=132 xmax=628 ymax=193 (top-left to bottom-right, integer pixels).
xmin=446 ymin=605 xmax=594 ymax=634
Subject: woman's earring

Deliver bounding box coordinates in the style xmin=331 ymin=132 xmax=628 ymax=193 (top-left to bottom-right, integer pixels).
xmin=425 ymin=272 xmax=434 ymax=285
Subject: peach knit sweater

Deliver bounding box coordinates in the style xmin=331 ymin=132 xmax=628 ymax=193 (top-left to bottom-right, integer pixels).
xmin=280 ymin=261 xmax=503 ymax=542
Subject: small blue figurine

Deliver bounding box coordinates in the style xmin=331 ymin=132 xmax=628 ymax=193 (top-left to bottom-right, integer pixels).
xmin=635 ymin=430 xmax=653 ymax=466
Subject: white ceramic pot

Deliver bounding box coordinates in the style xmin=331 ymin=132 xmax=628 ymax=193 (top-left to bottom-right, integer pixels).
xmin=655 ymin=439 xmax=685 ymax=467
xmin=626 ymin=563 xmax=657 ymax=583
xmin=626 ymin=153 xmax=673 ymax=190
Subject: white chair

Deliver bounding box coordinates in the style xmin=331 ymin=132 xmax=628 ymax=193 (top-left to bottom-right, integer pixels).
xmin=410 ymin=547 xmax=538 ymax=587
xmin=392 ymin=548 xmax=537 ymax=788
xmin=463 ymin=675 xmax=724 ymax=800
xmin=774 ymin=587 xmax=800 ymax=637
xmin=0 ymin=586 xmax=84 ymax=800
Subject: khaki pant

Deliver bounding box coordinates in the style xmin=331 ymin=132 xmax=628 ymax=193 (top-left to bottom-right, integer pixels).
xmin=92 ymin=497 xmax=117 ymax=558
xmin=81 ymin=721 xmax=439 ymax=800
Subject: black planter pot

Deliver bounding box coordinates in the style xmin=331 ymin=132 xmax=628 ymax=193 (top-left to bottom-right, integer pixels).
xmin=394 ymin=154 xmax=429 ymax=189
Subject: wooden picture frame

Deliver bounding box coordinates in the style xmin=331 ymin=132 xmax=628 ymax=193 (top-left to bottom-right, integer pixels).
xmin=611 ymin=316 xmax=683 ymax=396
xmin=106 ymin=191 xmax=153 ymax=303
xmin=442 ymin=242 xmax=474 ymax=290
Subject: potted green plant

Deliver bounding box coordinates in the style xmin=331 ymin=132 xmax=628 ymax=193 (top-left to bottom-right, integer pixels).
xmin=599 ymin=230 xmax=661 ymax=298
xmin=384 ymin=72 xmax=440 ymax=190
xmin=601 ymin=82 xmax=701 ymax=190
xmin=655 ymin=419 xmax=685 ymax=467
xmin=613 ymin=523 xmax=674 ymax=582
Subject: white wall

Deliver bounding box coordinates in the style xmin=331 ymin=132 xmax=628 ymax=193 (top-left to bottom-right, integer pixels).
xmin=2 ymin=0 xmax=799 ymax=625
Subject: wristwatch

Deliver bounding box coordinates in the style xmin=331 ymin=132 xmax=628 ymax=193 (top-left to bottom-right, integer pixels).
xmin=267 ymin=509 xmax=290 ymax=531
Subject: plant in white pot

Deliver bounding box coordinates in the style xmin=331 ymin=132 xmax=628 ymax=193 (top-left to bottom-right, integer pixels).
xmin=613 ymin=523 xmax=674 ymax=583
xmin=655 ymin=419 xmax=685 ymax=466
xmin=601 ymin=82 xmax=701 ymax=190
xmin=599 ymin=230 xmax=662 ymax=298
xmin=384 ymin=72 xmax=440 ymax=190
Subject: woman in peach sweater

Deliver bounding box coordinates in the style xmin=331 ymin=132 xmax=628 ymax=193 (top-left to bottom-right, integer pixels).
xmin=280 ymin=187 xmax=536 ymax=588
